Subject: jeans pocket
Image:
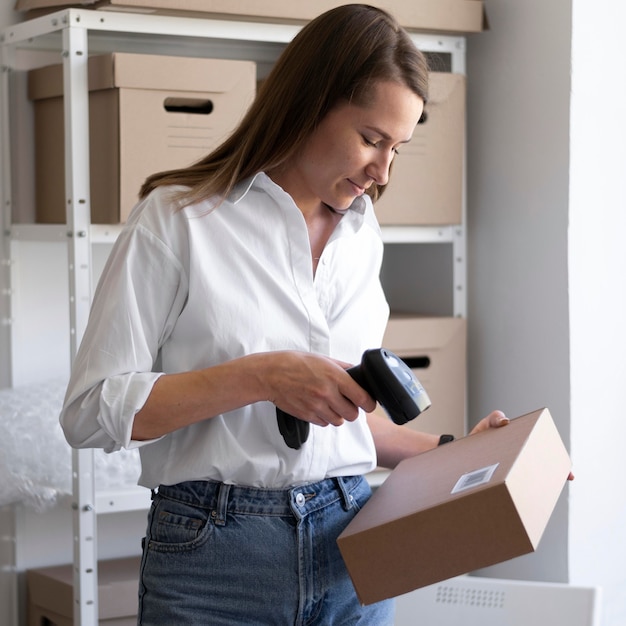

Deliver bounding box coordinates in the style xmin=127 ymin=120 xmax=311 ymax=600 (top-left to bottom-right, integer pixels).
xmin=147 ymin=494 xmax=211 ymax=552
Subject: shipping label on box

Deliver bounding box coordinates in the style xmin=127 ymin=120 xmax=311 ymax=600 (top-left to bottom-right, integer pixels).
xmin=338 ymin=408 xmax=572 ymax=605
xmin=374 ymin=72 xmax=466 ymax=225
xmin=28 ymin=53 xmax=256 ymax=223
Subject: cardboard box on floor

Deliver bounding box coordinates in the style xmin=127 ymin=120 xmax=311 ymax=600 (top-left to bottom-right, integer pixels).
xmin=374 ymin=72 xmax=466 ymax=225
xmin=338 ymin=408 xmax=572 ymax=605
xmin=27 ymin=556 xmax=141 ymax=625
xmin=374 ymin=315 xmax=466 ymax=438
xmin=28 ymin=53 xmax=256 ymax=223
xmin=15 ymin=1 xmax=488 ymax=35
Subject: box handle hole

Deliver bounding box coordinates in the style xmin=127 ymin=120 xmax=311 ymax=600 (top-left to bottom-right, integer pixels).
xmin=400 ymin=356 xmax=431 ymax=370
xmin=163 ymin=98 xmax=214 ymax=115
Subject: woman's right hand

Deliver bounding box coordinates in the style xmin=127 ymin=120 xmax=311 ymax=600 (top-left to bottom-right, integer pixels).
xmin=261 ymin=351 xmax=376 ymax=428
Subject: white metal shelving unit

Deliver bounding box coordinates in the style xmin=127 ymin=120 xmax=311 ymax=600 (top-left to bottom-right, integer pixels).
xmin=0 ymin=9 xmax=466 ymax=624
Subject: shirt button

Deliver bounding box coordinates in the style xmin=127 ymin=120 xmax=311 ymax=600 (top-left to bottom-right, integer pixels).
xmin=295 ymin=493 xmax=305 ymax=506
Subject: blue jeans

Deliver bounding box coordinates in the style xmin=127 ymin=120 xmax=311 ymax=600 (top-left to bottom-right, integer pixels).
xmin=137 ymin=475 xmax=394 ymax=625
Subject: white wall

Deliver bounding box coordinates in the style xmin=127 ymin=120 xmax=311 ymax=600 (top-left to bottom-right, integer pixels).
xmin=467 ymin=1 xmax=626 ymax=624
xmin=466 ymin=0 xmax=572 ymax=582
xmin=568 ymin=2 xmax=626 ymax=625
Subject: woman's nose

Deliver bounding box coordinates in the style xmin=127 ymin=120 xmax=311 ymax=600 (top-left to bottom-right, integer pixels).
xmin=366 ymin=150 xmax=394 ymax=186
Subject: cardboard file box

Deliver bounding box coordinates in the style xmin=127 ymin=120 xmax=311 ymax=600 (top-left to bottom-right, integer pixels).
xmin=15 ymin=1 xmax=488 ymax=35
xmin=27 ymin=556 xmax=141 ymax=625
xmin=376 ymin=315 xmax=466 ymax=438
xmin=338 ymin=408 xmax=572 ymax=605
xmin=374 ymin=72 xmax=466 ymax=225
xmin=28 ymin=53 xmax=256 ymax=223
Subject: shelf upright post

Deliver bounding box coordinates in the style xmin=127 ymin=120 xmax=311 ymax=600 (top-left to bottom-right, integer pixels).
xmin=0 ymin=29 xmax=15 ymax=390
xmin=450 ymin=37 xmax=467 ymax=319
xmin=0 ymin=33 xmax=17 ymax=626
xmin=62 ymin=19 xmax=99 ymax=626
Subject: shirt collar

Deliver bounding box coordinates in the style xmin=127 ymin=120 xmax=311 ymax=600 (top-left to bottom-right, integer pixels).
xmin=228 ymin=172 xmax=368 ymax=216
xmin=228 ymin=173 xmax=262 ymax=204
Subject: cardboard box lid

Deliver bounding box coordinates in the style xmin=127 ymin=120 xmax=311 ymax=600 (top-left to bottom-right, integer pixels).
xmin=28 ymin=52 xmax=255 ymax=101
xmin=338 ymin=408 xmax=572 ymax=604
xmin=27 ymin=556 xmax=141 ymax=620
xmin=15 ymin=0 xmax=488 ymax=34
xmin=383 ymin=315 xmax=465 ymax=355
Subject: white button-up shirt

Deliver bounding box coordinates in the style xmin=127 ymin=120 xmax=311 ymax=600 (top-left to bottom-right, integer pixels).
xmin=60 ymin=172 xmax=390 ymax=488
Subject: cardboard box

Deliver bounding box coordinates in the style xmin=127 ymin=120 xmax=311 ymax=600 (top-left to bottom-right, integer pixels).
xmin=27 ymin=556 xmax=140 ymax=625
xmin=338 ymin=408 xmax=572 ymax=605
xmin=374 ymin=72 xmax=466 ymax=225
xmin=29 ymin=53 xmax=256 ymax=223
xmin=15 ymin=1 xmax=488 ymax=35
xmin=376 ymin=315 xmax=466 ymax=438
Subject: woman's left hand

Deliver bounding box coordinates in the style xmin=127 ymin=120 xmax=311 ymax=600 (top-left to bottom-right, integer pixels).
xmin=468 ymin=410 xmax=574 ymax=481
xmin=469 ymin=410 xmax=509 ymax=435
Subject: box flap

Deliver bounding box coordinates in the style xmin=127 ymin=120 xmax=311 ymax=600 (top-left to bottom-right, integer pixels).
xmin=28 ymin=53 xmax=256 ymax=100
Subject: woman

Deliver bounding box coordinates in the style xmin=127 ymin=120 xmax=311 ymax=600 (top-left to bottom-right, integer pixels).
xmin=61 ymin=5 xmax=508 ymax=624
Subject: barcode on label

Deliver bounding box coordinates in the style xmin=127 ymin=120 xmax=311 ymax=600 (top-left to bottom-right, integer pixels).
xmin=451 ymin=463 xmax=500 ymax=494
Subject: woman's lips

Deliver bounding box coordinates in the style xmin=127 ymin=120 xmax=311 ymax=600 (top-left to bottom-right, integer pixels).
xmin=348 ymin=179 xmax=366 ymax=196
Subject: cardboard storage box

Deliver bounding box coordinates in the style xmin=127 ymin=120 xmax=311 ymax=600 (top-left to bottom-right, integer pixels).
xmin=27 ymin=556 xmax=141 ymax=625
xmin=338 ymin=408 xmax=572 ymax=605
xmin=15 ymin=1 xmax=488 ymax=35
xmin=374 ymin=72 xmax=466 ymax=225
xmin=376 ymin=315 xmax=466 ymax=438
xmin=29 ymin=53 xmax=256 ymax=223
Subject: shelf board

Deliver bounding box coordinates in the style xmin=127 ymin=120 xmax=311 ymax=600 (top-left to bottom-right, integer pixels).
xmin=1 ymin=8 xmax=465 ymax=70
xmin=9 ymin=222 xmax=123 ymax=244
xmin=9 ymin=223 xmax=68 ymax=242
xmin=381 ymin=224 xmax=460 ymax=244
xmin=1 ymin=8 xmax=301 ymax=47
xmin=96 ymin=485 xmax=151 ymax=514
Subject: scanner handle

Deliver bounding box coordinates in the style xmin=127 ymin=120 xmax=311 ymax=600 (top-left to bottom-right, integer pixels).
xmin=276 ymin=408 xmax=310 ymax=450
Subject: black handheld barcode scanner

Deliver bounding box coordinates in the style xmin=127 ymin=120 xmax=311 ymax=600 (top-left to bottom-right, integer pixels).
xmin=276 ymin=348 xmax=431 ymax=449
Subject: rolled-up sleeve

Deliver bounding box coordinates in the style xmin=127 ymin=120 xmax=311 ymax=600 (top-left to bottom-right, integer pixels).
xmin=60 ymin=197 xmax=189 ymax=451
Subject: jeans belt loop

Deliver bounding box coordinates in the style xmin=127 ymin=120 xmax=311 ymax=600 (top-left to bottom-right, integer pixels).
xmin=335 ymin=476 xmax=354 ymax=511
xmin=214 ymin=482 xmax=231 ymax=527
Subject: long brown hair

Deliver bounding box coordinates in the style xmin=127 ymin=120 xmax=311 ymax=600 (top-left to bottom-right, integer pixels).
xmin=139 ymin=4 xmax=429 ymax=206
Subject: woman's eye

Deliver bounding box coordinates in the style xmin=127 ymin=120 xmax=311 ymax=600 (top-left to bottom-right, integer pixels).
xmin=363 ymin=135 xmax=400 ymax=156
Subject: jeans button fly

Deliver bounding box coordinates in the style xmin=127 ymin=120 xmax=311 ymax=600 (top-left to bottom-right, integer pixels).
xmin=295 ymin=492 xmax=305 ymax=506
